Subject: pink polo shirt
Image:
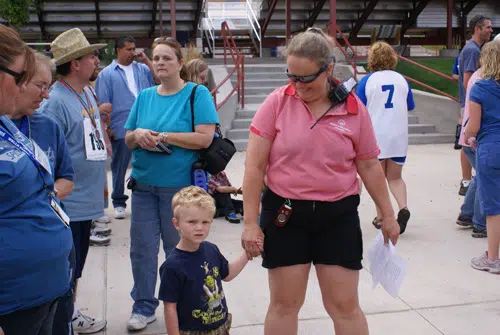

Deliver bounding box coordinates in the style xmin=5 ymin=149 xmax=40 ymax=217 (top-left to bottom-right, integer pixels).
xmin=458 ymin=69 xmax=482 ymax=147
xmin=250 ymin=84 xmax=380 ymax=202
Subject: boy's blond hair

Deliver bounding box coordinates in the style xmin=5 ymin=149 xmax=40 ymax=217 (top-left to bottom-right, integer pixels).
xmin=172 ymin=186 xmax=216 ymax=219
xmin=368 ymin=41 xmax=398 ymax=72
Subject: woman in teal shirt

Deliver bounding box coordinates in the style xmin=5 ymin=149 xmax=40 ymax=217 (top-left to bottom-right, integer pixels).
xmin=124 ymin=39 xmax=218 ymax=331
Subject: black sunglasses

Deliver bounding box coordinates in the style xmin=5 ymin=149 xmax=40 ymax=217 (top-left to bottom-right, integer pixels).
xmin=471 ymin=15 xmax=486 ymax=29
xmin=0 ymin=65 xmax=25 ymax=86
xmin=286 ymin=62 xmax=330 ymax=84
xmin=154 ymin=36 xmax=177 ymax=43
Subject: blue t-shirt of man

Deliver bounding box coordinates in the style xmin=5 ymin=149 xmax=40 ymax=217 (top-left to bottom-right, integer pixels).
xmin=159 ymin=242 xmax=229 ymax=331
xmin=40 ymin=81 xmax=107 ymax=221
xmin=125 ymin=82 xmax=219 ymax=187
xmin=469 ymin=78 xmax=500 ymax=144
xmin=11 ymin=113 xmax=74 ymax=180
xmin=95 ymin=60 xmax=155 ymax=139
xmin=0 ymin=116 xmax=72 ymax=315
xmin=458 ymin=40 xmax=481 ymax=107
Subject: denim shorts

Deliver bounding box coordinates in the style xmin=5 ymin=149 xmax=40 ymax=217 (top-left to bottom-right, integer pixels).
xmin=379 ymin=156 xmax=407 ymax=165
xmin=477 ymin=142 xmax=500 ymax=216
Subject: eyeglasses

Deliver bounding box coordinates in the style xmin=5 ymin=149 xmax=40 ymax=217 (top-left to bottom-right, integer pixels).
xmin=0 ymin=65 xmax=25 ymax=86
xmin=32 ymin=82 xmax=49 ymax=93
xmin=286 ymin=62 xmax=330 ymax=84
xmin=154 ymin=36 xmax=177 ymax=43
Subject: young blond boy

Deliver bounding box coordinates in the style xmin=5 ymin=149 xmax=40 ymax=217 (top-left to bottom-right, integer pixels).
xmin=159 ymin=186 xmax=261 ymax=335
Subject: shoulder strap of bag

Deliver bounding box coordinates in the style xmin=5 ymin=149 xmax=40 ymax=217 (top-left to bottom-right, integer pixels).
xmin=190 ymin=84 xmax=199 ymax=132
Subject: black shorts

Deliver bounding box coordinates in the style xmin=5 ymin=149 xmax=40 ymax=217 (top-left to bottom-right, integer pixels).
xmin=70 ymin=220 xmax=92 ymax=279
xmin=260 ymin=188 xmax=363 ymax=270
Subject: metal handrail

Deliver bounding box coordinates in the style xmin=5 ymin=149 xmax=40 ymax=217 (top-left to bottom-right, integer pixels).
xmin=210 ymin=21 xmax=245 ymax=110
xmin=335 ymin=26 xmax=459 ymax=102
xmin=246 ymin=0 xmax=262 ymax=57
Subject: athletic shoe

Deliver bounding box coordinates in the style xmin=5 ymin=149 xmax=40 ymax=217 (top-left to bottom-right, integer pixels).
xmin=397 ymin=208 xmax=410 ymax=234
xmin=471 ymin=227 xmax=487 ymax=238
xmin=114 ymin=207 xmax=126 ymax=219
xmin=127 ymin=313 xmax=156 ymax=331
xmin=91 ymin=222 xmax=112 ymax=236
xmin=225 ymin=213 xmax=241 ymax=224
xmin=456 ymin=214 xmax=473 ymax=227
xmin=471 ymin=252 xmax=500 ymax=274
xmin=72 ymin=309 xmax=107 ymax=334
xmin=459 ymin=180 xmax=470 ymax=196
xmin=95 ymin=215 xmax=111 ymax=224
xmin=89 ymin=232 xmax=110 ymax=246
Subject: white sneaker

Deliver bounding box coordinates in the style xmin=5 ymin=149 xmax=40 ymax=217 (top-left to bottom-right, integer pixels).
xmin=89 ymin=231 xmax=110 ymax=246
xmin=91 ymin=222 xmax=112 ymax=236
xmin=114 ymin=207 xmax=126 ymax=219
xmin=127 ymin=313 xmax=156 ymax=331
xmin=95 ymin=215 xmax=111 ymax=224
xmin=72 ymin=309 xmax=106 ymax=334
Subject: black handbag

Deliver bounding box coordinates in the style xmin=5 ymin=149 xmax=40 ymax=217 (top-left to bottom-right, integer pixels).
xmin=190 ymin=85 xmax=236 ymax=175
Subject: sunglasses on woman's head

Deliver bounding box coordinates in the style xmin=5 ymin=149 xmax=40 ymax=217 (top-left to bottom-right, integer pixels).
xmin=154 ymin=36 xmax=177 ymax=43
xmin=286 ymin=62 xmax=329 ymax=84
xmin=0 ymin=65 xmax=25 ymax=86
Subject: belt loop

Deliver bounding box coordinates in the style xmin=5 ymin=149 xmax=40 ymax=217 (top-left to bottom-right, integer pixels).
xmin=313 ymin=201 xmax=316 ymax=212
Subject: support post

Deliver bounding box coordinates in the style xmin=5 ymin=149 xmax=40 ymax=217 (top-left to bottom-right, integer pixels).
xmin=329 ymin=0 xmax=337 ymax=42
xmin=447 ymin=0 xmax=453 ymax=49
xmin=170 ymin=0 xmax=176 ymax=39
xmin=159 ymin=0 xmax=164 ymax=36
xmin=286 ymin=0 xmax=291 ymax=42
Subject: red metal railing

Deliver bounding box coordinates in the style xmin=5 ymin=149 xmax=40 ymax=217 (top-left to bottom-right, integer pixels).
xmin=333 ymin=27 xmax=459 ymax=102
xmin=210 ymin=21 xmax=245 ymax=110
xmin=261 ymin=0 xmax=278 ymax=38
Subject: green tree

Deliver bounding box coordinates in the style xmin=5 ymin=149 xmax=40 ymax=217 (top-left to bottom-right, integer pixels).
xmin=0 ymin=0 xmax=36 ymax=27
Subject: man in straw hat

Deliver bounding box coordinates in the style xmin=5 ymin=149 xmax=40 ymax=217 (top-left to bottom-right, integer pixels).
xmin=38 ymin=28 xmax=108 ymax=334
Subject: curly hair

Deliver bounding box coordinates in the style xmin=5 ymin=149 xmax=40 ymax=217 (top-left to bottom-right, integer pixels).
xmin=172 ymin=186 xmax=216 ymax=219
xmin=479 ymin=41 xmax=500 ymax=81
xmin=368 ymin=41 xmax=398 ymax=72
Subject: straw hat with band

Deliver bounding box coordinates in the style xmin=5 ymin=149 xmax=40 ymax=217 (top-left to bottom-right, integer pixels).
xmin=51 ymin=28 xmax=106 ymax=66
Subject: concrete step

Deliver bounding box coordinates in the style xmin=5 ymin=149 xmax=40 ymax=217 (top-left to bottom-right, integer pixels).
xmin=232 ymin=118 xmax=253 ymax=129
xmin=231 ymin=78 xmax=289 ymax=86
xmin=246 ymin=94 xmax=270 ymax=104
xmin=232 ymin=139 xmax=249 ymax=151
xmin=409 ymin=115 xmax=419 ymax=124
xmin=238 ymin=66 xmax=288 ymax=73
xmin=231 ymin=72 xmax=287 ymax=80
xmin=408 ymin=133 xmax=455 ymax=145
xmin=227 ymin=128 xmax=251 ymax=140
xmin=408 ymin=124 xmax=435 ymax=134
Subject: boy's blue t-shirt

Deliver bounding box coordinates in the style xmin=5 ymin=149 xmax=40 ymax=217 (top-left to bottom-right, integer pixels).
xmin=0 ymin=116 xmax=72 ymax=315
xmin=11 ymin=113 xmax=74 ymax=180
xmin=159 ymin=242 xmax=229 ymax=331
xmin=39 ymin=81 xmax=107 ymax=221
xmin=469 ymin=78 xmax=500 ymax=144
xmin=125 ymin=82 xmax=219 ymax=187
xmin=452 ymin=56 xmax=459 ymax=75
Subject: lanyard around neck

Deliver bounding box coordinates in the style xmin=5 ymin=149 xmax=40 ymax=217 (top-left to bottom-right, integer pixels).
xmin=59 ymin=78 xmax=98 ymax=130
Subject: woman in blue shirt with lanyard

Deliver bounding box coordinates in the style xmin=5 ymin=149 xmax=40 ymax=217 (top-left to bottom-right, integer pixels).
xmin=0 ymin=25 xmax=73 ymax=335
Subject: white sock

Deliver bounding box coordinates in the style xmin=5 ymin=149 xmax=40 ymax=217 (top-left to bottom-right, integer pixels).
xmin=72 ymin=305 xmax=78 ymax=319
xmin=462 ymin=180 xmax=471 ymax=187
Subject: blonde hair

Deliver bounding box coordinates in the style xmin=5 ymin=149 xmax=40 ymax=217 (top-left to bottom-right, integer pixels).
xmin=172 ymin=186 xmax=216 ymax=219
xmin=368 ymin=41 xmax=398 ymax=72
xmin=479 ymin=41 xmax=500 ymax=81
xmin=184 ymin=59 xmax=208 ymax=84
xmin=283 ymin=29 xmax=333 ymax=68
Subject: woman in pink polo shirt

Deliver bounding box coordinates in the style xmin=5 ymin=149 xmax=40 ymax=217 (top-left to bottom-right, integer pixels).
xmin=241 ymin=30 xmax=400 ymax=335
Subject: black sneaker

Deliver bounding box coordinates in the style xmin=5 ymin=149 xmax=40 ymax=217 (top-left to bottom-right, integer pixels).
xmin=397 ymin=208 xmax=410 ymax=234
xmin=471 ymin=227 xmax=487 ymax=238
xmin=456 ymin=214 xmax=473 ymax=227
xmin=458 ymin=180 xmax=469 ymax=196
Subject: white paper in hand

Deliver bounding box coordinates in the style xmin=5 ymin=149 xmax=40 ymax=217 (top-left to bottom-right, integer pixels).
xmin=367 ymin=232 xmax=408 ymax=298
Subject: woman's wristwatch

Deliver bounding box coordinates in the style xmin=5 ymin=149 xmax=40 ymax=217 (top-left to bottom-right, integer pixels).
xmin=160 ymin=132 xmax=169 ymax=143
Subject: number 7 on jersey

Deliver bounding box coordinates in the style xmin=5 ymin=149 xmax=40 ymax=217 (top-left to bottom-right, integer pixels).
xmin=382 ymin=84 xmax=395 ymax=109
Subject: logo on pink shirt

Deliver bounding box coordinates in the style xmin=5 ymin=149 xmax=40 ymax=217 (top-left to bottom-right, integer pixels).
xmin=330 ymin=119 xmax=351 ymax=133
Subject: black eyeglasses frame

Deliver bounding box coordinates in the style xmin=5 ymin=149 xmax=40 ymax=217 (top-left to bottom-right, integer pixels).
xmin=0 ymin=65 xmax=25 ymax=86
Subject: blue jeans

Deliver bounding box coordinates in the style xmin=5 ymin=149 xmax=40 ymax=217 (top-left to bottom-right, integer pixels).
xmin=111 ymin=139 xmax=132 ymax=208
xmin=460 ymin=146 xmax=486 ymax=230
xmin=130 ymin=181 xmax=183 ymax=316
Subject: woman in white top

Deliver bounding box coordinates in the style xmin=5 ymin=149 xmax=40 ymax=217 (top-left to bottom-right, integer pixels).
xmin=356 ymin=41 xmax=415 ymax=234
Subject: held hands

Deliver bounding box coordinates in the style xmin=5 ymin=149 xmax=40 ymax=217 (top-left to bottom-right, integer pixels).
xmin=134 ymin=128 xmax=160 ymax=150
xmin=381 ymin=217 xmax=400 ymax=246
xmin=241 ymin=223 xmax=264 ymax=260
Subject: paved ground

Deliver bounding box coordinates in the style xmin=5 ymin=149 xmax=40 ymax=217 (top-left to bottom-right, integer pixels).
xmin=78 ymin=144 xmax=500 ymax=335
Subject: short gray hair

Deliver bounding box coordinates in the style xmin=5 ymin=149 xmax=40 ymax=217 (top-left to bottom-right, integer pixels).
xmin=34 ymin=52 xmax=56 ymax=75
xmin=283 ymin=30 xmax=333 ymax=68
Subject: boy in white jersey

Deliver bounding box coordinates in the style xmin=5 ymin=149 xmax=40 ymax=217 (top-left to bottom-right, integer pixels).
xmin=356 ymin=41 xmax=415 ymax=234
